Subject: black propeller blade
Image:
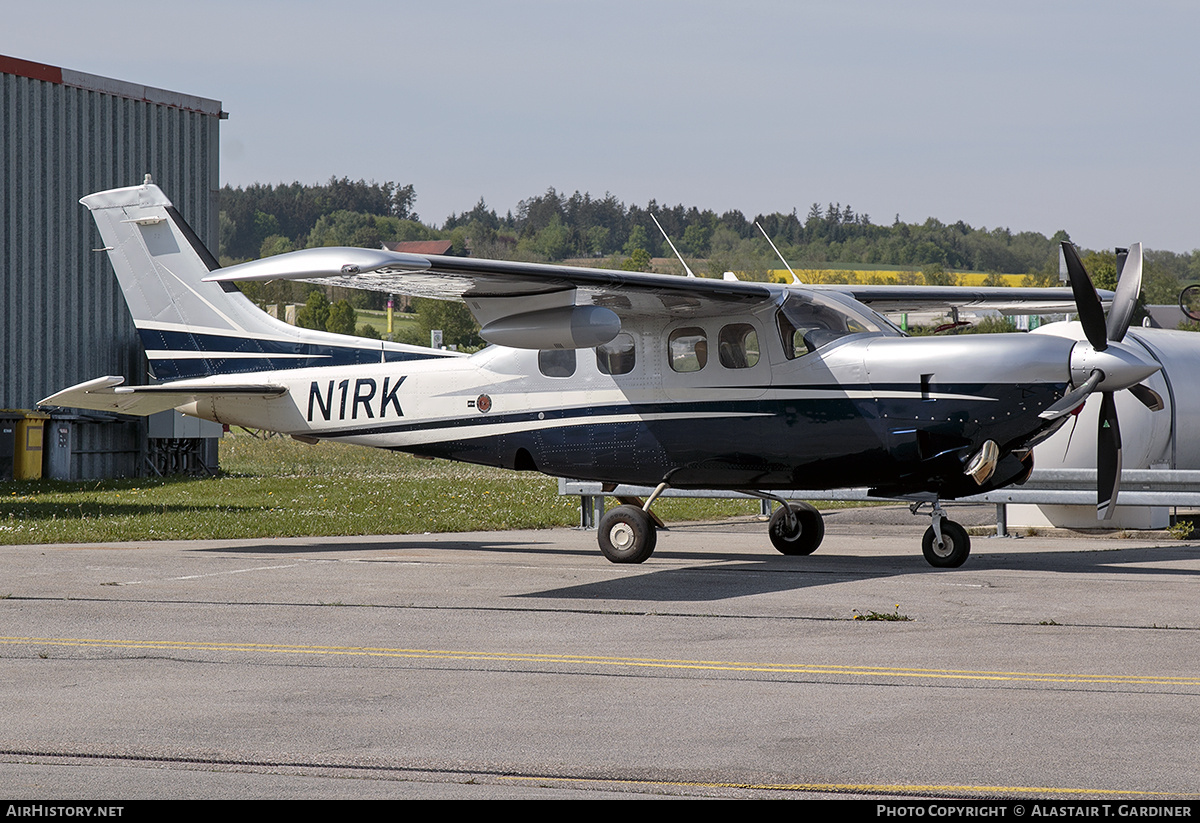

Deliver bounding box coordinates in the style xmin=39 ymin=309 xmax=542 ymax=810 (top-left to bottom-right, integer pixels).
xmin=1097 ymin=393 xmax=1122 ymax=520
xmin=1058 ymin=241 xmax=1156 ymax=520
xmin=1061 ymin=241 xmax=1109 ymax=351
xmin=1039 ymin=369 xmax=1102 ymax=421
xmin=1128 ymin=382 xmax=1164 ymax=412
xmin=1107 ymin=243 xmax=1143 ymax=343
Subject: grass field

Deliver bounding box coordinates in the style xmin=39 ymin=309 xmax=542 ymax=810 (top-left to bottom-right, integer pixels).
xmin=0 ymin=433 xmax=774 ymax=545
xmin=356 ymin=307 xmax=419 ymax=335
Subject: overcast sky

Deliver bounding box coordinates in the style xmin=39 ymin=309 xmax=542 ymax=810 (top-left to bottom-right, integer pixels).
xmin=8 ymin=1 xmax=1199 ymax=253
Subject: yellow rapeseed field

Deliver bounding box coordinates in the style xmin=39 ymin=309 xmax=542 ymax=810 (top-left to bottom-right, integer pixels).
xmin=768 ymin=269 xmax=1028 ymax=287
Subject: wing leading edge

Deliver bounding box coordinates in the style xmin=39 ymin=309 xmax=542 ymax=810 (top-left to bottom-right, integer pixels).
xmin=208 ymin=249 xmax=780 ymax=317
xmin=206 ymin=247 xmax=1101 ymax=320
xmin=819 ymin=283 xmax=1100 ymax=314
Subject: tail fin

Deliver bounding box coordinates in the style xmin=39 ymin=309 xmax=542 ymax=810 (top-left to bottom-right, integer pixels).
xmin=81 ymin=179 xmax=449 ymax=381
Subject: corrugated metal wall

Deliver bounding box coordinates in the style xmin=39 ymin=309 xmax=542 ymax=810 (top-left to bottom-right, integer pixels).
xmin=1 ymin=59 xmax=221 ymax=478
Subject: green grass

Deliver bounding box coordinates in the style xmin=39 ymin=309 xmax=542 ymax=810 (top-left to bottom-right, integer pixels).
xmin=356 ymin=308 xmax=419 ymax=335
xmin=852 ymin=605 xmax=911 ymax=621
xmin=0 ymin=432 xmax=775 ymax=545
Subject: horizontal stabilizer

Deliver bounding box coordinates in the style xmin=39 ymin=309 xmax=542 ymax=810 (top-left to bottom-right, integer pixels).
xmin=39 ymin=376 xmax=286 ymax=417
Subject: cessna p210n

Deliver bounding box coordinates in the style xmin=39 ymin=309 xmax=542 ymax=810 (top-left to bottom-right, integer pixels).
xmin=42 ymin=180 xmax=1166 ymax=568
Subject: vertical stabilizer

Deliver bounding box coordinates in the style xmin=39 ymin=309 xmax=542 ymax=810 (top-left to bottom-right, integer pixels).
xmin=81 ymin=180 xmax=449 ymax=380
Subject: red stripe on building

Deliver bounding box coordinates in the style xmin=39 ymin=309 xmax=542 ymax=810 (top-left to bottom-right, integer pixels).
xmin=0 ymin=54 xmax=63 ymax=84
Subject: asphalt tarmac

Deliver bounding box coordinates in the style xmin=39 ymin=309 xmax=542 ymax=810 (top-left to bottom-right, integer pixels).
xmin=2 ymin=505 xmax=1199 ymax=800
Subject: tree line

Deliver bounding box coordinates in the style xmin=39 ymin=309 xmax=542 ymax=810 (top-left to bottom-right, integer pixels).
xmin=219 ymin=178 xmax=1200 ymax=343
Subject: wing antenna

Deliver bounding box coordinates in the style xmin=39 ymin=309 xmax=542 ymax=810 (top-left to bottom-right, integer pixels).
xmin=650 ymin=213 xmax=696 ymax=278
xmin=756 ymin=221 xmax=802 ymax=285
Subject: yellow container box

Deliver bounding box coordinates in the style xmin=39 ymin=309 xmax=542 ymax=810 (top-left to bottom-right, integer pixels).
xmin=13 ymin=412 xmax=49 ymax=480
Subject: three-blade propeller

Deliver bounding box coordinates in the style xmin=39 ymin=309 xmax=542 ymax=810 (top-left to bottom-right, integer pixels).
xmin=1039 ymin=242 xmax=1163 ymax=519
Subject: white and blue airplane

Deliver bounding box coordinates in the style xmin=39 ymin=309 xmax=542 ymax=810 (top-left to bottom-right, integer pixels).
xmin=42 ymin=180 xmax=1165 ymax=567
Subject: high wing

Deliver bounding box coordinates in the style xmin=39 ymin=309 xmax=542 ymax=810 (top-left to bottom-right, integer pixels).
xmin=40 ymin=376 xmax=286 ymax=416
xmin=207 ymin=247 xmax=1099 ymax=333
xmin=209 ymin=249 xmax=779 ymax=315
xmin=209 ymin=249 xmax=781 ymax=349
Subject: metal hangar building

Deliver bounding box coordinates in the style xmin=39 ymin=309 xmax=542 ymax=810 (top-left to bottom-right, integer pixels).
xmin=1 ymin=53 xmax=224 ymax=479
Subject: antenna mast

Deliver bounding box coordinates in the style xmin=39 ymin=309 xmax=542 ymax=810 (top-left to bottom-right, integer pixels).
xmin=756 ymin=221 xmax=801 ymax=284
xmin=650 ymin=213 xmax=696 ymax=278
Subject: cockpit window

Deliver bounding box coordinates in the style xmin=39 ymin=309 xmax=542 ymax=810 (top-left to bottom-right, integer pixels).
xmin=668 ymin=327 xmax=708 ymax=373
xmin=718 ymin=323 xmax=760 ymax=369
xmin=596 ymin=333 xmax=636 ymax=376
xmin=776 ymin=292 xmax=892 ymax=359
xmin=538 ymin=348 xmax=576 ymax=377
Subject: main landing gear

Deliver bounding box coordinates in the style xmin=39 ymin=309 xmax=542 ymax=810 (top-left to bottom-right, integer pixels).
xmin=765 ymin=498 xmax=825 ymax=556
xmin=595 ymin=485 xmax=829 ymax=564
xmin=597 ymin=504 xmax=658 ymax=563
xmin=597 ymin=481 xmax=670 ymax=563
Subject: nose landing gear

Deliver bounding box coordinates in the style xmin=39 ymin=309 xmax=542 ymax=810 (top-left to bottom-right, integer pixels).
xmin=911 ymin=499 xmax=971 ymax=568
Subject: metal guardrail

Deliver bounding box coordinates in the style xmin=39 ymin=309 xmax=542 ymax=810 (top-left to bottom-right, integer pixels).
xmin=559 ymin=469 xmax=1200 ymax=536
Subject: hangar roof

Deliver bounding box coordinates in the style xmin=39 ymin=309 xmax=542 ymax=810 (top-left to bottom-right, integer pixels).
xmin=0 ymin=53 xmax=225 ymax=117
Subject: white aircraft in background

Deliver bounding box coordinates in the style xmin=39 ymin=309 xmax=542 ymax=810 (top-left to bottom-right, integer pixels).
xmin=43 ymin=180 xmax=1166 ymax=568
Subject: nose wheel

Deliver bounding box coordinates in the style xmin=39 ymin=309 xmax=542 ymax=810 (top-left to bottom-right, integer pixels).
xmin=912 ymin=500 xmax=971 ymax=568
xmin=922 ymin=520 xmax=970 ymax=567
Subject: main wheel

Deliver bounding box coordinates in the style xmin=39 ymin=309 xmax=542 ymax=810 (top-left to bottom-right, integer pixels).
xmin=768 ymin=501 xmax=825 ymax=556
xmin=598 ymin=504 xmax=657 ymax=563
xmin=922 ymin=520 xmax=970 ymax=568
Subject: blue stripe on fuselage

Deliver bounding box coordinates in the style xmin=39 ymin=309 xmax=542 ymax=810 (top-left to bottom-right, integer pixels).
xmin=311 ymin=380 xmax=1057 ymax=440
xmin=138 ymin=328 xmax=446 ymax=380
xmin=306 ymin=380 xmax=1066 ymax=488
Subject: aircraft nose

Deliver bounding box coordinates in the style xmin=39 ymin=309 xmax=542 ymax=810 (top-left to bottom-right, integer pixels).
xmin=1069 ymin=341 xmax=1160 ymax=392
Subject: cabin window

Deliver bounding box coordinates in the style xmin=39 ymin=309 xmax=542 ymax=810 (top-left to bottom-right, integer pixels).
xmin=668 ymin=327 xmax=708 ymax=373
xmin=596 ymin=333 xmax=636 ymax=376
xmin=538 ymin=348 xmax=576 ymax=378
xmin=718 ymin=324 xmax=760 ymax=369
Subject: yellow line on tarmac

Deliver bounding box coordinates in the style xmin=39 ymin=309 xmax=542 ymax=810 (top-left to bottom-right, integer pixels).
xmin=496 ymin=773 xmax=1200 ymax=798
xmin=3 ymin=635 xmax=1199 ymax=688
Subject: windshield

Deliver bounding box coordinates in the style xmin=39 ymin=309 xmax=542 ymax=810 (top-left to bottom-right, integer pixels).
xmin=776 ymin=291 xmax=897 ymax=359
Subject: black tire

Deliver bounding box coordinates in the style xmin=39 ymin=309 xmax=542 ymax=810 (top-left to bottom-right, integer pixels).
xmin=922 ymin=520 xmax=970 ymax=568
xmin=768 ymin=501 xmax=825 ymax=556
xmin=598 ymin=505 xmax=657 ymax=563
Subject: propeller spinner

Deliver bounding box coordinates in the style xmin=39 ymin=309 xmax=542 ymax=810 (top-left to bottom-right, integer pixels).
xmin=1039 ymin=242 xmax=1164 ymax=519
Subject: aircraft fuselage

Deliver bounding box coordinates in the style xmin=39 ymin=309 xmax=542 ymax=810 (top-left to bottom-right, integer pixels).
xmin=176 ymin=318 xmax=1075 ymax=498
